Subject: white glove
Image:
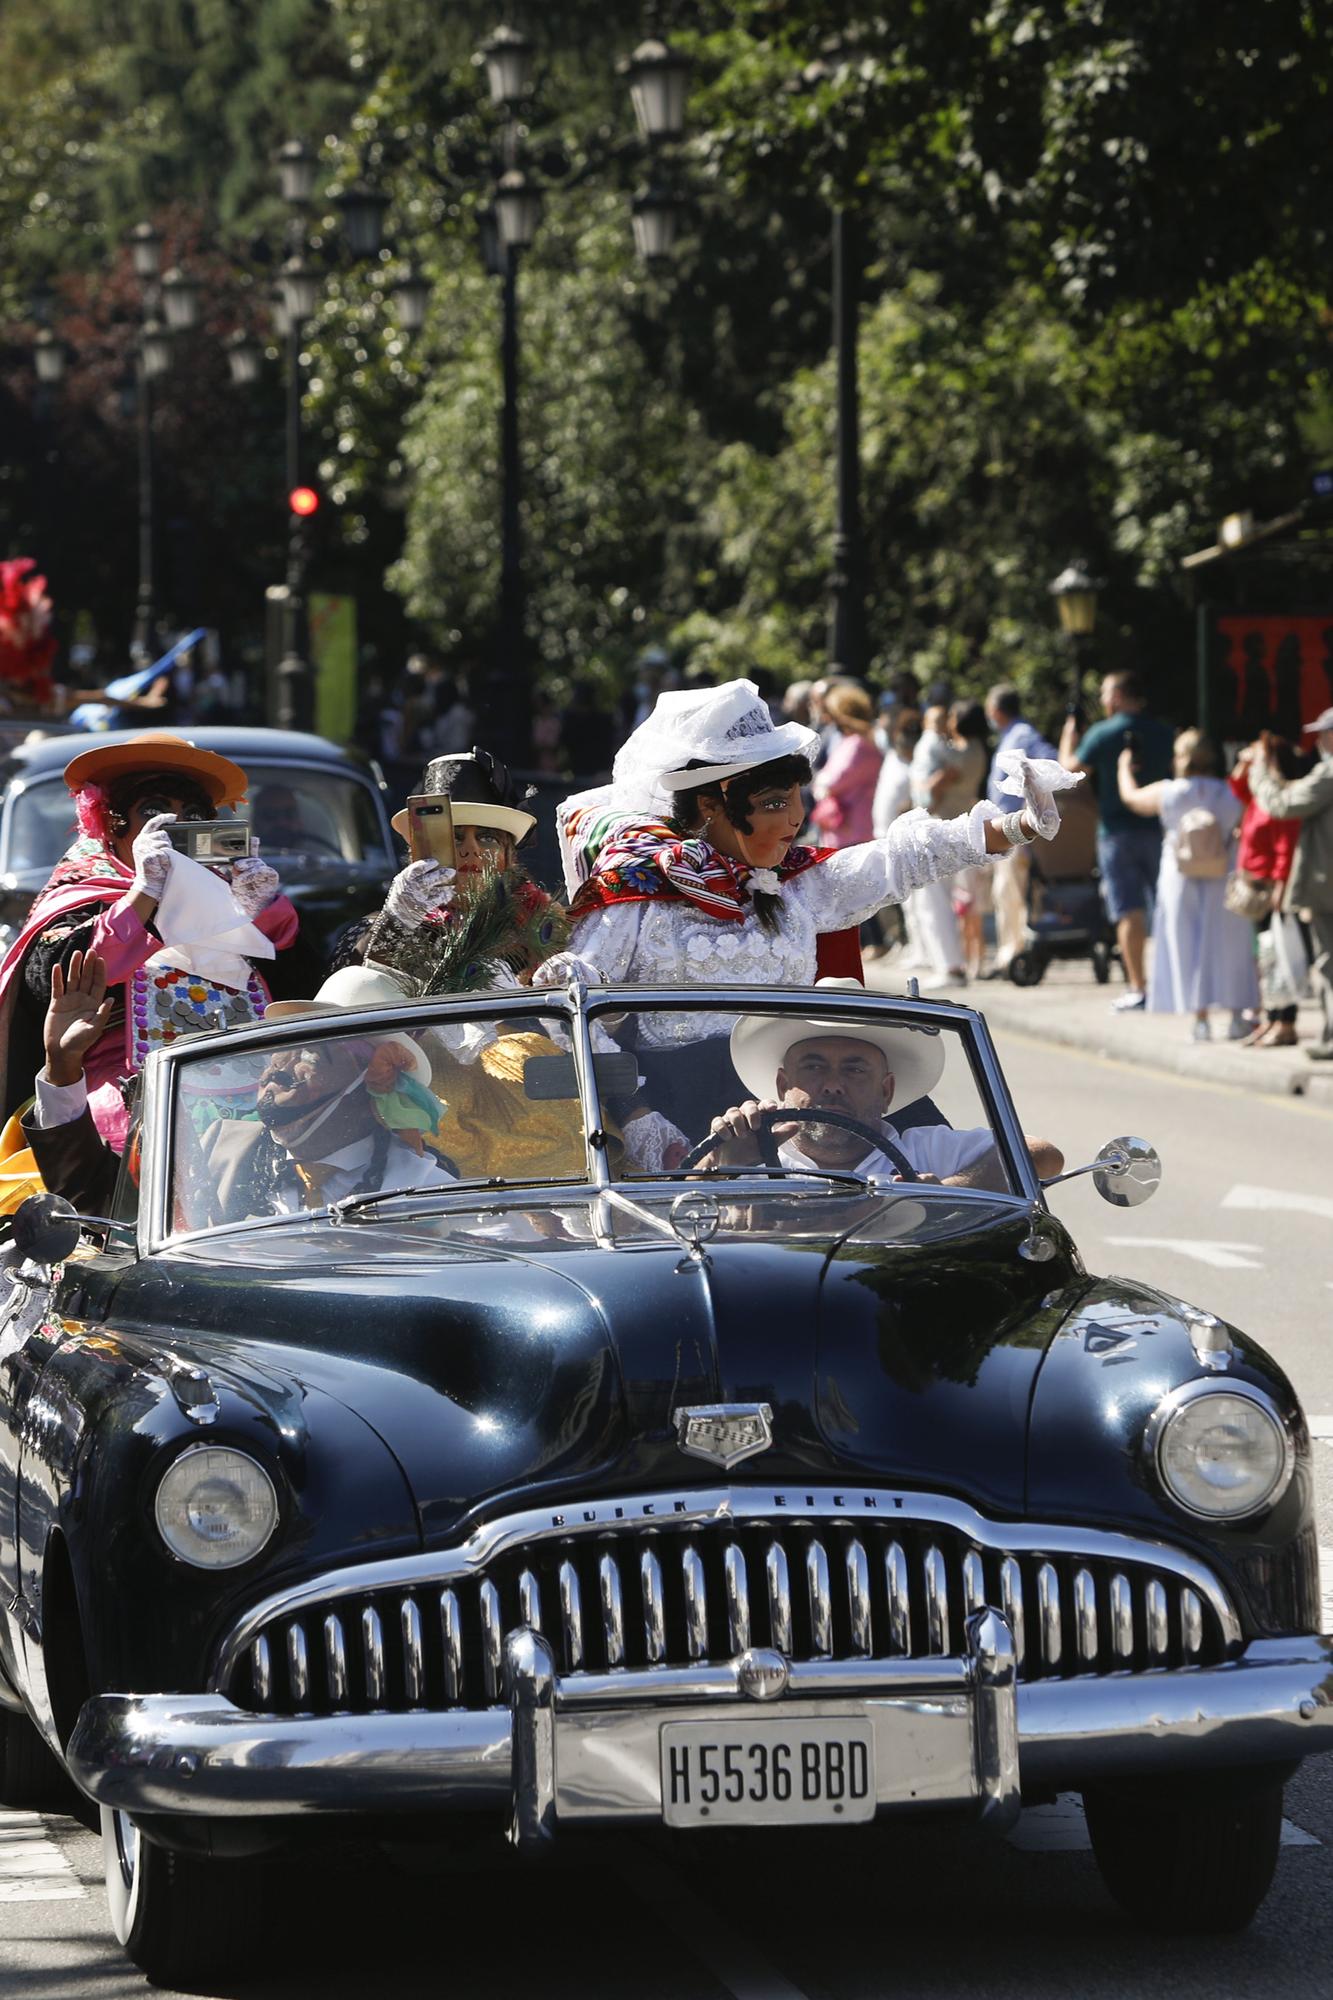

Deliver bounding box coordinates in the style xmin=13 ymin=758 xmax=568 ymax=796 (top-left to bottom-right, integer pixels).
xmin=129 ymin=812 xmax=174 ymax=901
xmin=530 ymin=951 xmax=606 ymax=989
xmin=228 ymin=849 xmax=281 ymax=917
xmin=383 ymin=859 xmax=456 ymax=927
xmin=994 ymin=751 xmax=1083 ymax=842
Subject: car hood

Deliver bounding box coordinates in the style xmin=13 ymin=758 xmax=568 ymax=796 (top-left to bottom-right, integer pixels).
xmin=116 ymin=1192 xmax=1079 ymax=1543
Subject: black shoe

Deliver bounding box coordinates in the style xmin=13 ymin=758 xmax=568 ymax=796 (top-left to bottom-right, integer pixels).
xmin=1306 ymin=1042 xmax=1333 ymax=1062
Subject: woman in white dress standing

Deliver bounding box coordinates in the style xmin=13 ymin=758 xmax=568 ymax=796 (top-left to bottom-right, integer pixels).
xmin=1117 ymin=728 xmax=1258 ymax=1039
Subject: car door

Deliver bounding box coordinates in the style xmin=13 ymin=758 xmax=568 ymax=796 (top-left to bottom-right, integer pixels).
xmin=0 ymin=1268 xmax=64 ymax=1703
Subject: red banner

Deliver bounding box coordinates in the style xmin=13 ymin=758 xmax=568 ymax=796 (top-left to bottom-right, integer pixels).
xmin=1212 ymin=611 xmax=1333 ymax=742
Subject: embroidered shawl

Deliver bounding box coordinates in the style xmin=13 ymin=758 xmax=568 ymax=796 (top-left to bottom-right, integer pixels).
xmin=565 ymin=808 xmax=831 ymax=926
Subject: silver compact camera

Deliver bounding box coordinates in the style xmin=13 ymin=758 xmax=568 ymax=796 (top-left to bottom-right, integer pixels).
xmin=162 ymin=820 xmax=253 ymax=867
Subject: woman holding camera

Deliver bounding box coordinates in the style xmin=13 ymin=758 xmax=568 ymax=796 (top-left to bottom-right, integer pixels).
xmin=0 ymin=733 xmax=297 ymax=1148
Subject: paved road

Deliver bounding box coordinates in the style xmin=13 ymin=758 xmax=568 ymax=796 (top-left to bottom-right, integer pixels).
xmin=4 ymin=1030 xmax=1332 ymax=2000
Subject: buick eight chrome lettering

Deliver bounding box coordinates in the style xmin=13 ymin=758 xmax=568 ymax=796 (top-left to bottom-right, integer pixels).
xmin=0 ymin=979 xmax=1328 ymax=1985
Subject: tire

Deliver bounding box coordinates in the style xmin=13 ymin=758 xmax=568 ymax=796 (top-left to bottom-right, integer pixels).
xmin=101 ymin=1806 xmax=264 ymax=1990
xmin=1007 ymin=949 xmax=1046 ymax=987
xmin=1083 ymin=1773 xmax=1283 ymax=1933
xmin=1091 ymin=940 xmax=1112 ymax=985
xmin=0 ymin=1704 xmax=78 ymax=1812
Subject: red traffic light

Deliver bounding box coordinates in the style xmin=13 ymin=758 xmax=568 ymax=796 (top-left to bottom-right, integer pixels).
xmin=289 ymin=485 xmax=320 ymax=518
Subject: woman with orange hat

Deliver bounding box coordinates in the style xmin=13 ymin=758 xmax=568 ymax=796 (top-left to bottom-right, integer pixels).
xmin=0 ymin=732 xmax=298 ymax=1148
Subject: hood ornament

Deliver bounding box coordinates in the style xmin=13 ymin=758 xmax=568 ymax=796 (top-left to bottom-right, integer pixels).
xmin=674 ymin=1402 xmax=774 ymax=1470
xmin=669 ymin=1190 xmax=721 ymax=1268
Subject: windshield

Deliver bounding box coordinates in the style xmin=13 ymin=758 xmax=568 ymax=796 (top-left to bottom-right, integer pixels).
xmin=163 ymin=990 xmax=1017 ymax=1237
xmin=5 ymin=765 xmax=391 ymax=875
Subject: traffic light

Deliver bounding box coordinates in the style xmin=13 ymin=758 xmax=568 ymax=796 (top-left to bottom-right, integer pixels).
xmin=288 ymin=485 xmax=320 ymax=519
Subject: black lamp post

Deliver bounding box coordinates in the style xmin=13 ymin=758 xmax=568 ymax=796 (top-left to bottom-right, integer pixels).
xmin=1049 ymin=558 xmax=1103 ymax=722
xmin=127 ymin=223 xmax=171 ymax=654
xmin=827 ymin=208 xmax=866 ymax=678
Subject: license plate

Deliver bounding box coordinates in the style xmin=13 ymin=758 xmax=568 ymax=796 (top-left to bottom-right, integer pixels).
xmin=660 ymin=1718 xmax=876 ymax=1828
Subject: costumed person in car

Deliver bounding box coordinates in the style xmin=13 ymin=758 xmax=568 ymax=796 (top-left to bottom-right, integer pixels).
xmin=548 ymin=678 xmax=1080 ymax=1131
xmin=0 ymin=733 xmax=298 ymax=1150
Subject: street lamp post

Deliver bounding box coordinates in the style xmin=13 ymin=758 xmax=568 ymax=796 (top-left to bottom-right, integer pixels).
xmin=1049 ymin=558 xmax=1103 ymax=725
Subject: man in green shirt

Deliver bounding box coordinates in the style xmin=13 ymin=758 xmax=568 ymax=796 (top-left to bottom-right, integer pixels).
xmin=1060 ymin=669 xmax=1174 ymax=1009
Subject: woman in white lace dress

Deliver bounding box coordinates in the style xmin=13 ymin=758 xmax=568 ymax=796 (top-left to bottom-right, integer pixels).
xmin=540 ymin=682 xmax=1073 ymax=1151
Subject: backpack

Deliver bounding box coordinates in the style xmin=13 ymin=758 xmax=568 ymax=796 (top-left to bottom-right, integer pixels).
xmin=1175 ymin=806 xmax=1229 ymax=879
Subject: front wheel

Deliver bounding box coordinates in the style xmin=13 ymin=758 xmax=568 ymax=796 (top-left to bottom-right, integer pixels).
xmin=1083 ymin=1773 xmax=1283 ymax=1933
xmin=101 ymin=1807 xmax=261 ymax=1990
xmin=1007 ymin=949 xmax=1046 ymax=987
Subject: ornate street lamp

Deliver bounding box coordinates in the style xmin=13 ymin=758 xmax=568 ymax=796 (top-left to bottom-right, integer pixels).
xmin=338 ymin=184 xmax=391 ymax=260
xmin=478 ymin=205 xmax=508 ymax=279
xmin=140 ymin=320 xmax=174 ymax=379
xmin=1050 ymin=558 xmax=1104 ymax=718
xmin=269 ymin=283 xmax=292 ymax=340
xmin=392 ymin=262 xmax=431 ymax=334
xmin=480 ymin=24 xmax=535 ymax=110
xmin=160 ymin=266 xmax=201 ymax=332
xmin=625 ymin=35 xmax=690 ymax=142
xmin=631 ymin=183 xmax=684 ymax=265
xmin=225 ymin=328 xmax=264 ymax=386
xmin=128 ymin=221 xmax=163 ymax=281
xmin=276 ymin=138 xmax=318 ymax=206
xmin=278 ymin=255 xmax=322 ymax=324
xmin=494 ymin=167 xmax=543 ymax=251
xmin=33 ymin=329 xmax=67 ymax=385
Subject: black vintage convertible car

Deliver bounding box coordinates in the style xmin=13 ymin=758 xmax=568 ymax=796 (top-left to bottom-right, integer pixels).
xmin=0 ymin=980 xmax=1327 ymax=1986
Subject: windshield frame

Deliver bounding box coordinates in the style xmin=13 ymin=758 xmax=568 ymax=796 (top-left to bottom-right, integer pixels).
xmin=139 ymin=982 xmax=1036 ymax=1254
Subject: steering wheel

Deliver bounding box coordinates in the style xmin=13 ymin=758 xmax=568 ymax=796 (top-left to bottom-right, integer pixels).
xmin=678 ymin=1105 xmax=920 ymax=1181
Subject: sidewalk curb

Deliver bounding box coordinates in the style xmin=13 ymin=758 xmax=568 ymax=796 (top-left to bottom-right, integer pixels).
xmin=864 ymin=965 xmax=1333 ymax=1107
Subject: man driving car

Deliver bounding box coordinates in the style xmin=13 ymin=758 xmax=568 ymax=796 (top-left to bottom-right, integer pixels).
xmin=704 ymin=981 xmax=1063 ymax=1188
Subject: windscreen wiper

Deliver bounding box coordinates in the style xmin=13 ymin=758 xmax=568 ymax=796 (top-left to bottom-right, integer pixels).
xmin=327 ymin=1177 xmax=578 ymax=1224
xmin=646 ymin=1166 xmax=872 ymax=1191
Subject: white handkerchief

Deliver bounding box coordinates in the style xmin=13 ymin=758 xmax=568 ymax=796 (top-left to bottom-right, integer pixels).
xmin=993 ymin=751 xmax=1083 ymax=839
xmin=152 ymin=850 xmax=274 ymax=989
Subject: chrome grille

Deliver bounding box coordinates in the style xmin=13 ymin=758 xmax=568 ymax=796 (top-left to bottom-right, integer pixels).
xmin=226 ymin=1517 xmax=1233 ymax=1717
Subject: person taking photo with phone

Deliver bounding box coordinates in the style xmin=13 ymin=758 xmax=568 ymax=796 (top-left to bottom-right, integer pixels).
xmin=0 ymin=733 xmax=298 ymax=1149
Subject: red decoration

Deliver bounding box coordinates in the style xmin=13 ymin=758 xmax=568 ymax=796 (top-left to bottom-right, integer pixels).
xmin=0 ymin=559 xmax=56 ymax=706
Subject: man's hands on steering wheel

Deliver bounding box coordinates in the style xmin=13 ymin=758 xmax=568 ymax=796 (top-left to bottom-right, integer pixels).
xmin=681 ymin=1101 xmax=920 ymax=1181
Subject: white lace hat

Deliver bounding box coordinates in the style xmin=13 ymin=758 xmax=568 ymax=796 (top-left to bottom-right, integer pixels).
xmin=729 ymin=979 xmax=946 ymax=1112
xmin=618 ymin=678 xmax=819 ymax=805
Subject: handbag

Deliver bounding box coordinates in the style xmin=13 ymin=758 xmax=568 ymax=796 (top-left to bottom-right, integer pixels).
xmin=1223 ymin=870 xmax=1277 ymax=921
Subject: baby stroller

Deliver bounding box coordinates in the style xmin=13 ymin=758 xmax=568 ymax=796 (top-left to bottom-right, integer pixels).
xmin=1007 ymin=793 xmax=1120 ymax=987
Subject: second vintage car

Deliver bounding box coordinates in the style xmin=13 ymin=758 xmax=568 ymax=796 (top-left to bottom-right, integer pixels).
xmin=0 ymin=980 xmax=1327 ymax=1985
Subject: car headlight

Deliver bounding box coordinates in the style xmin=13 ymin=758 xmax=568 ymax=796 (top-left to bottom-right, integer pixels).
xmin=1147 ymin=1383 xmax=1293 ymax=1522
xmin=154 ymin=1445 xmax=279 ymax=1568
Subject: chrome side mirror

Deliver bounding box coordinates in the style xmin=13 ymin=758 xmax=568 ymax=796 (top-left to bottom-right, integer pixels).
xmin=2 ymin=1192 xmax=81 ymax=1271
xmin=1042 ymin=1135 xmax=1161 ymax=1207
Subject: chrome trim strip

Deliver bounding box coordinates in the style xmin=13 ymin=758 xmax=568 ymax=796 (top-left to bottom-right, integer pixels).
xmin=887 ymin=1542 xmax=911 ymax=1655
xmin=559 ymin=1561 xmax=583 ymax=1672
xmin=323 ymin=1615 xmax=347 ymax=1708
xmin=286 ymin=1623 xmax=308 ymax=1709
xmin=999 ymin=1558 xmax=1024 ymax=1672
xmin=1146 ymin=1580 xmax=1169 ymax=1664
xmin=1110 ymin=1575 xmax=1133 ymax=1663
xmin=962 ymin=1550 xmax=986 ymax=1618
xmin=924 ymin=1546 xmax=948 ymax=1655
xmin=599 ymin=1555 xmax=625 ymax=1669
xmin=555 ymin=1651 xmax=974 ymax=1710
xmin=67 ymin=1637 xmax=1333 ymax=1822
xmin=518 ymin=1569 xmax=542 ymax=1634
xmin=362 ymin=1607 xmax=385 ymax=1707
xmin=480 ymin=1581 xmax=503 ymax=1701
xmin=806 ymin=1540 xmax=832 ymax=1658
xmin=441 ymin=1590 xmax=463 ymax=1703
xmin=1074 ymin=1569 xmax=1098 ymax=1666
xmin=847 ymin=1540 xmax=872 ymax=1656
xmin=968 ymin=1608 xmax=1021 ymax=1830
xmin=401 ymin=1599 xmax=424 ymax=1706
xmin=566 ymin=979 xmax=610 ymax=1190
xmin=765 ymin=1542 xmax=791 ymax=1656
xmin=725 ymin=1544 xmax=751 ymax=1653
xmin=211 ymin=1486 xmax=1243 ymax=1689
xmin=251 ymin=1635 xmax=272 ymax=1709
xmin=1182 ymin=1588 xmax=1203 ymax=1661
xmin=1037 ymin=1564 xmax=1061 ymax=1670
xmin=641 ymin=1550 xmax=665 ymax=1665
xmin=682 ymin=1546 xmax=708 ymax=1660
xmin=507 ymin=1630 xmax=556 ymax=1851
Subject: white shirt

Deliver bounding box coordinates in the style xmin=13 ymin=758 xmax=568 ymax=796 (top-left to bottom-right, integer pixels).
xmin=571 ymin=804 xmax=998 ymax=1047
xmin=871 ymin=751 xmax=913 ymax=839
xmin=777 ymin=1120 xmax=996 ymax=1182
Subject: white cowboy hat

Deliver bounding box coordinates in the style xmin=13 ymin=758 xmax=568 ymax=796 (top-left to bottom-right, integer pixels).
xmin=262 ymin=964 xmax=432 ymax=1087
xmin=389 ymin=799 xmax=536 ymax=844
xmin=729 ymin=979 xmax=946 ymax=1112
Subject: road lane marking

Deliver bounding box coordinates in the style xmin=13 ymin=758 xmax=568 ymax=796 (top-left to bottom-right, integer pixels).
xmin=1103 ymin=1236 xmax=1265 ymax=1270
xmin=1010 ymin=1794 xmax=1320 ymax=1851
xmin=0 ymin=1810 xmax=86 ymax=1901
xmin=1221 ymin=1184 xmax=1333 ymax=1223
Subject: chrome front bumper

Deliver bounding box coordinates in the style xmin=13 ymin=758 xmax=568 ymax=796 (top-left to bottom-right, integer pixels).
xmin=67 ymin=1619 xmax=1333 ymax=1847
